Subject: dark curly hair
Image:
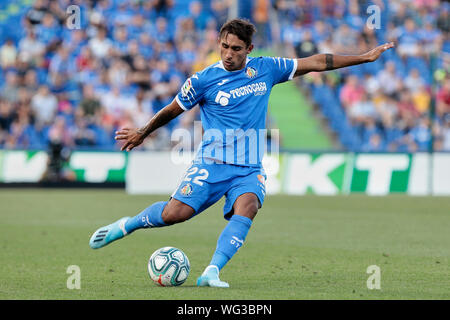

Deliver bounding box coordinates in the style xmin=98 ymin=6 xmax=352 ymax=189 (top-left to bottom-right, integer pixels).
xmin=219 ymin=18 xmax=257 ymax=48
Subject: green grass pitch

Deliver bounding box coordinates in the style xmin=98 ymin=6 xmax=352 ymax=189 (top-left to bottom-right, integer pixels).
xmin=0 ymin=189 xmax=449 ymax=299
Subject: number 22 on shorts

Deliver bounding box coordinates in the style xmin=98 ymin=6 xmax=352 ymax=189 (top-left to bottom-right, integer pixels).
xmin=183 ymin=167 xmax=209 ymax=186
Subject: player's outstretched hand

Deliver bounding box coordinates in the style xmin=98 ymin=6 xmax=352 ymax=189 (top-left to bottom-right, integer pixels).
xmin=362 ymin=42 xmax=395 ymax=62
xmin=115 ymin=127 xmax=146 ymax=152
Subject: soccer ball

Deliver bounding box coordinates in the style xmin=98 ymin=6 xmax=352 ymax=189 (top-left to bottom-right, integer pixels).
xmin=147 ymin=247 xmax=190 ymax=287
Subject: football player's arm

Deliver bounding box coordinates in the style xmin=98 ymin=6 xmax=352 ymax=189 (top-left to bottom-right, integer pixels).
xmin=115 ymin=98 xmax=184 ymax=151
xmin=293 ymin=42 xmax=394 ymax=77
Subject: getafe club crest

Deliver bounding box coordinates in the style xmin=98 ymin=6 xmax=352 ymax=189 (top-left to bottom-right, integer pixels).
xmin=246 ymin=67 xmax=257 ymax=78
xmin=257 ymin=174 xmax=266 ymax=185
xmin=180 ymin=184 xmax=193 ymax=196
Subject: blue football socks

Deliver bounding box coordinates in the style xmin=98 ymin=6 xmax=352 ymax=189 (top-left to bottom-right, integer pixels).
xmin=124 ymin=201 xmax=168 ymax=234
xmin=209 ymin=214 xmax=253 ymax=271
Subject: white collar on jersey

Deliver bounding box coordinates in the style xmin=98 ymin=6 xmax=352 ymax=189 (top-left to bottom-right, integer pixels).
xmin=215 ymin=56 xmax=251 ymax=71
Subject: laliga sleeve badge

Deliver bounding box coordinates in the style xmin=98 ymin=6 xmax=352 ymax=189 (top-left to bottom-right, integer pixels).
xmin=181 ymin=78 xmax=193 ymax=97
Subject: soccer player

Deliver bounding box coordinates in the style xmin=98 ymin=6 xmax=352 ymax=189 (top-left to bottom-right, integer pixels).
xmin=89 ymin=19 xmax=393 ymax=288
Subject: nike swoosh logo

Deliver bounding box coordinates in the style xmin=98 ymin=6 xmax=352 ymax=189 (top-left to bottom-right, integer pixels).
xmin=217 ymin=79 xmax=229 ymax=86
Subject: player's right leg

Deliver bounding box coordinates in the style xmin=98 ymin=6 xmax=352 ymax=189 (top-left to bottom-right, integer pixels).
xmin=89 ymin=199 xmax=194 ymax=249
xmin=89 ymin=161 xmax=222 ymax=250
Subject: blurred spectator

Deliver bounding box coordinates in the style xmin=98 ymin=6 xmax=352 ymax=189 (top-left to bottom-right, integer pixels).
xmin=333 ymin=24 xmax=359 ymax=55
xmin=22 ymin=69 xmax=40 ymax=97
xmin=6 ymin=104 xmax=40 ymax=149
xmin=47 ymin=0 xmax=66 ymax=26
xmin=63 ymin=29 xmax=87 ymax=56
xmin=362 ymin=117 xmax=382 ymax=146
xmin=391 ymin=2 xmax=412 ymax=27
xmin=0 ymin=39 xmax=17 ymax=69
xmin=100 ymin=86 xmax=132 ymax=125
xmin=25 ymin=0 xmax=49 ymax=26
xmin=374 ymin=92 xmax=398 ymax=125
xmin=412 ymin=84 xmax=430 ymax=114
xmin=128 ymin=54 xmax=151 ymax=90
xmin=397 ymin=18 xmax=421 ymax=58
xmin=18 ymin=30 xmax=45 ymax=66
xmin=153 ymin=0 xmax=175 ymax=19
xmin=253 ymin=0 xmax=271 ymax=47
xmin=113 ymin=2 xmax=133 ymax=27
xmin=176 ymin=17 xmax=199 ymax=46
xmin=35 ymin=12 xmax=61 ymax=46
xmin=436 ymin=77 xmax=450 ymax=118
xmin=442 ymin=115 xmax=450 ymax=151
xmin=1 ymin=71 xmax=20 ymax=104
xmin=344 ymin=1 xmax=364 ymax=31
xmin=376 ymin=61 xmax=402 ymax=97
xmin=80 ymin=84 xmax=101 ymax=120
xmin=211 ymin=0 xmax=230 ymax=28
xmin=47 ymin=116 xmax=73 ymax=148
xmin=358 ymin=26 xmax=379 ymax=54
xmin=0 ymin=99 xmax=13 ymax=134
xmin=281 ymin=16 xmax=303 ymax=48
xmin=178 ymin=40 xmax=198 ymax=74
xmin=317 ymin=36 xmax=334 ymax=54
xmin=311 ymin=20 xmax=330 ymax=45
xmin=348 ymin=91 xmax=377 ymax=125
xmin=153 ymin=17 xmax=173 ymax=44
xmin=129 ymin=89 xmax=154 ymax=128
xmin=418 ymin=20 xmax=443 ymax=59
xmin=340 ymin=75 xmax=365 ymax=110
xmin=76 ymin=46 xmax=96 ymax=73
xmin=88 ymin=26 xmax=113 ymax=59
xmin=404 ymin=69 xmax=425 ymax=93
xmin=31 ymin=85 xmax=58 ymax=126
xmin=397 ymin=89 xmax=420 ymax=121
xmin=107 ymin=58 xmax=129 ymax=88
xmin=363 ymin=74 xmax=380 ymax=96
xmin=49 ymin=46 xmax=75 ymax=85
xmin=41 ymin=116 xmax=75 ymax=182
xmin=189 ymin=0 xmax=211 ymax=32
xmin=407 ymin=116 xmax=431 ymax=151
xmin=295 ymin=30 xmax=318 ymax=58
xmin=72 ymin=116 xmax=96 ymax=147
xmin=142 ymin=126 xmax=171 ymax=151
xmin=436 ymin=4 xmax=450 ymax=33
xmin=382 ymin=115 xmax=404 ymax=151
xmin=363 ymin=133 xmax=385 ymax=152
xmin=113 ymin=26 xmax=129 ymax=56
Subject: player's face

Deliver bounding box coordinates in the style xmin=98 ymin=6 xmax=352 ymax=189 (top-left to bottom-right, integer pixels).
xmin=219 ymin=33 xmax=253 ymax=71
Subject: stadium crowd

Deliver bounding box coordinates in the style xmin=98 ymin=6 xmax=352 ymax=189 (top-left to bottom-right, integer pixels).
xmin=0 ymin=0 xmax=449 ymax=152
xmin=276 ymin=0 xmax=450 ymax=151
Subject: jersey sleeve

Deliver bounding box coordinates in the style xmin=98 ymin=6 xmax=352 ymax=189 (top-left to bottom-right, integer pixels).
xmin=264 ymin=56 xmax=298 ymax=85
xmin=175 ymin=72 xmax=205 ymax=111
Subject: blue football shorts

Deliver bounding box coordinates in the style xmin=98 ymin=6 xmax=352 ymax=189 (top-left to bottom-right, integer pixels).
xmin=171 ymin=162 xmax=267 ymax=220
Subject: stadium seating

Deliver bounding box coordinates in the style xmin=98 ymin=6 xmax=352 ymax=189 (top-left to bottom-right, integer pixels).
xmin=0 ymin=0 xmax=448 ymax=152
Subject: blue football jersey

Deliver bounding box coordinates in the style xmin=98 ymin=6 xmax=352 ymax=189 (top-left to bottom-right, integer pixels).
xmin=175 ymin=56 xmax=297 ymax=167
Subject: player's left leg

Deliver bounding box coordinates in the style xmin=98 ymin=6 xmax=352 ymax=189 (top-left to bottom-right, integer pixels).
xmin=197 ymin=167 xmax=266 ymax=288
xmin=197 ymin=193 xmax=260 ymax=288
